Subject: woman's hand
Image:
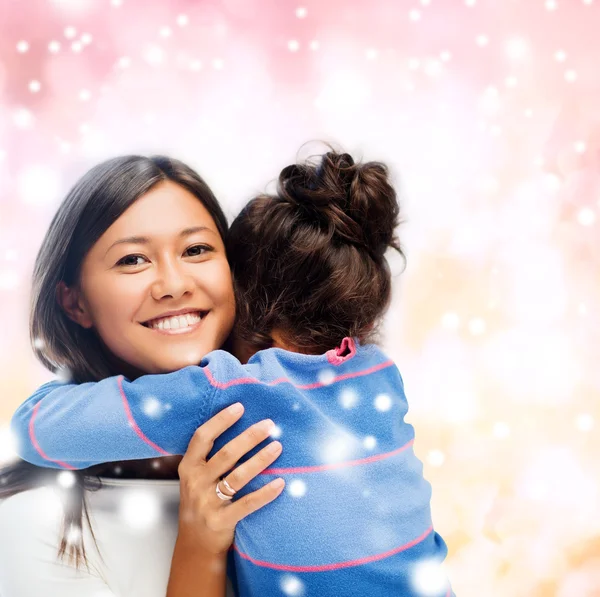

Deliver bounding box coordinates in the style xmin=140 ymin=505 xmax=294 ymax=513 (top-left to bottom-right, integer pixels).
xmin=176 ymin=402 xmax=285 ymax=556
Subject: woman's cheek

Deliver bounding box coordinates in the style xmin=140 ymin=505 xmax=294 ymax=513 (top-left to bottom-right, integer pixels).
xmin=201 ymin=259 xmax=234 ymax=302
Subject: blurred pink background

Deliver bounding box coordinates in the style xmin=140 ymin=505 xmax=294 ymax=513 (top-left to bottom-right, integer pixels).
xmin=1 ymin=0 xmax=599 ymax=595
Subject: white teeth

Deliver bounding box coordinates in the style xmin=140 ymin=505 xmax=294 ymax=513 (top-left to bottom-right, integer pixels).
xmin=149 ymin=312 xmax=202 ymax=331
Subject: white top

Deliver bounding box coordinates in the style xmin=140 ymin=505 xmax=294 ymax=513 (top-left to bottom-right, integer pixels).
xmin=0 ymin=477 xmax=235 ymax=597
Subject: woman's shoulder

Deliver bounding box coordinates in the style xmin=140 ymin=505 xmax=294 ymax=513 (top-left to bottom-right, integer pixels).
xmin=0 ymin=479 xmax=182 ymax=597
xmin=0 ymin=486 xmax=111 ymax=595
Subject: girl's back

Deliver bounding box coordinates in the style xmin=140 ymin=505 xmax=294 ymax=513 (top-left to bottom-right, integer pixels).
xmin=202 ymin=340 xmax=444 ymax=596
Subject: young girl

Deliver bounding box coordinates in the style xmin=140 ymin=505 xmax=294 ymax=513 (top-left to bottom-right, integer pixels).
xmin=10 ymin=151 xmax=454 ymax=596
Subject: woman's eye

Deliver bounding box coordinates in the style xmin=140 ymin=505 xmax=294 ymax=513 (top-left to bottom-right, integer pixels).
xmin=185 ymin=244 xmax=211 ymax=257
xmin=117 ymin=255 xmax=147 ymax=267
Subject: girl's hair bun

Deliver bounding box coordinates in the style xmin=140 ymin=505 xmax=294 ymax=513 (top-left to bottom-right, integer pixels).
xmin=227 ymin=146 xmax=404 ymax=354
xmin=277 ymin=150 xmax=401 ymax=258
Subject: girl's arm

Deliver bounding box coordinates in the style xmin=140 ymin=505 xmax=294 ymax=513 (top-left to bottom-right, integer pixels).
xmin=10 ymin=365 xmax=217 ymax=469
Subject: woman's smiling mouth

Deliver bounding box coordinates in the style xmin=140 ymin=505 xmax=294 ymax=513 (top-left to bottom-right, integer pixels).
xmin=142 ymin=310 xmax=208 ymax=335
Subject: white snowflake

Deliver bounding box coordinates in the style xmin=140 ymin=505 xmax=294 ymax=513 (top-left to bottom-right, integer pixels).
xmin=339 ymin=387 xmax=358 ymax=409
xmin=119 ymin=490 xmax=161 ymax=531
xmin=56 ymin=367 xmax=73 ymax=382
xmin=143 ymin=396 xmax=162 ymax=418
xmin=144 ymin=45 xmax=165 ymax=66
xmin=575 ymin=413 xmax=594 ymax=432
xmin=57 ymin=471 xmax=76 ymax=489
xmin=427 ymin=450 xmax=445 ymax=467
xmin=321 ymin=434 xmax=356 ymax=463
xmin=66 ymin=525 xmax=81 ymax=544
xmin=441 ymin=312 xmax=460 ymax=330
xmin=318 ymin=368 xmax=336 ymax=386
xmin=280 ymin=574 xmax=305 ymax=596
xmin=374 ymin=394 xmax=392 ymax=412
xmin=363 ymin=436 xmax=377 ymax=450
xmin=13 ymin=108 xmax=34 ymax=129
xmin=493 ymin=422 xmax=511 ymax=439
xmin=410 ymin=558 xmax=449 ymax=595
xmin=287 ymin=479 xmax=307 ymax=498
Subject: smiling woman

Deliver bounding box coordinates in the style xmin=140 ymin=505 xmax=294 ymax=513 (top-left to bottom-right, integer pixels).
xmin=56 ymin=180 xmax=235 ymax=377
xmin=0 ymin=155 xmax=282 ymax=597
xmin=28 ymin=156 xmax=233 ymax=385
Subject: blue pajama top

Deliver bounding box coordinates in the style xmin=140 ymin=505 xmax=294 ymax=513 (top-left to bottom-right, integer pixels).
xmin=11 ymin=338 xmax=454 ymax=596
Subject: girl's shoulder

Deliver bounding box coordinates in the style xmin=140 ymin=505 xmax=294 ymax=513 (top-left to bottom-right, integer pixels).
xmin=199 ymin=340 xmax=394 ymax=390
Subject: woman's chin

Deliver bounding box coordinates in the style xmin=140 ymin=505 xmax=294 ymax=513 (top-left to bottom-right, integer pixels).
xmin=152 ymin=351 xmax=209 ymax=373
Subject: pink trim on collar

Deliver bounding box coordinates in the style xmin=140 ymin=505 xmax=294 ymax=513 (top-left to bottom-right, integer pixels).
xmin=326 ymin=337 xmax=357 ymax=365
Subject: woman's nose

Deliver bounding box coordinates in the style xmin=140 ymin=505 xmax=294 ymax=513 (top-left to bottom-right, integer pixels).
xmin=150 ymin=261 xmax=195 ymax=301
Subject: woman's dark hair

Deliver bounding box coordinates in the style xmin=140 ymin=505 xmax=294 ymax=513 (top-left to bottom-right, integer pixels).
xmin=227 ymin=149 xmax=404 ymax=353
xmin=0 ymin=155 xmax=228 ymax=570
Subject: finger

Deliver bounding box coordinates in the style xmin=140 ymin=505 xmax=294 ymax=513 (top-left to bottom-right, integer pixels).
xmin=181 ymin=403 xmax=245 ymax=466
xmin=207 ymin=418 xmax=275 ymax=480
xmin=221 ymin=440 xmax=282 ymax=495
xmin=226 ymin=478 xmax=286 ymax=525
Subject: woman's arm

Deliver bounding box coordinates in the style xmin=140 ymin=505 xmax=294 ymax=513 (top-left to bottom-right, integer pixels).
xmin=167 ymin=403 xmax=284 ymax=597
xmin=167 ymin=539 xmax=228 ymax=597
xmin=10 ymin=364 xmax=217 ymax=469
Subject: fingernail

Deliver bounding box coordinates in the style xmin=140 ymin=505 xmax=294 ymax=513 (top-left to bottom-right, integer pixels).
xmin=271 ymin=478 xmax=285 ymax=489
xmin=267 ymin=441 xmax=282 ymax=453
xmin=228 ymin=403 xmax=243 ymax=414
xmin=260 ymin=419 xmax=275 ymax=431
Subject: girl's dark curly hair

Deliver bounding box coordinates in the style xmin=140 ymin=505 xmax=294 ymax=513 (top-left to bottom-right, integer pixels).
xmin=227 ymin=149 xmax=404 ymax=353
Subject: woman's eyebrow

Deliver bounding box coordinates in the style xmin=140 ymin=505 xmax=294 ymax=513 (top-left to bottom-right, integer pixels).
xmin=104 ymin=226 xmax=214 ymax=256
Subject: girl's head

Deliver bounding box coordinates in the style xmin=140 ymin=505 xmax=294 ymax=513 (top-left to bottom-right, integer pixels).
xmin=31 ymin=156 xmax=235 ymax=383
xmin=228 ymin=150 xmax=403 ymax=355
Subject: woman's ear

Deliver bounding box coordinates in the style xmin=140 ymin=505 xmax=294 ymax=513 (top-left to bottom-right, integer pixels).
xmin=56 ymin=281 xmax=93 ymax=329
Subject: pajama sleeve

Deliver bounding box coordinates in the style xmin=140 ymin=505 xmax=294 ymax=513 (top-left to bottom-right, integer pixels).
xmin=10 ymin=365 xmax=217 ymax=470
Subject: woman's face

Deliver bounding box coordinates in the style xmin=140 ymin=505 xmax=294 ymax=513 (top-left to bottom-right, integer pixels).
xmin=63 ymin=180 xmax=236 ymax=376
